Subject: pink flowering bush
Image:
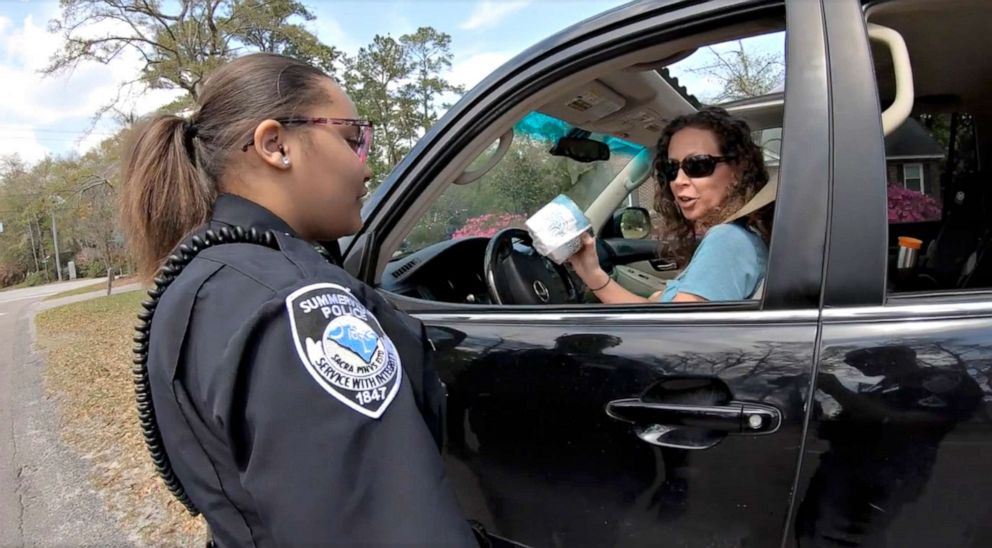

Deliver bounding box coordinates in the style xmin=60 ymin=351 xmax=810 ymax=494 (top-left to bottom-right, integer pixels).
xmin=888 ymin=182 xmax=942 ymax=223
xmin=452 ymin=213 xmax=529 ymax=239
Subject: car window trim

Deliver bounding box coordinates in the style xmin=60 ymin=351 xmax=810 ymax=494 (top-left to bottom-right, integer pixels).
xmin=413 ymin=307 xmax=818 ymax=325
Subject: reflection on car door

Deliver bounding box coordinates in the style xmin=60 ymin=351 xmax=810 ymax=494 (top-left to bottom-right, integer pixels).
xmin=791 ymin=2 xmax=992 ymax=546
xmin=424 ymin=313 xmax=819 ymax=547
xmin=345 ymin=1 xmax=835 ymax=546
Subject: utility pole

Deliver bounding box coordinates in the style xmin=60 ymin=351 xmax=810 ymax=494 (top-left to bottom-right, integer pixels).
xmin=50 ymin=209 xmax=62 ymax=281
xmin=35 ymin=219 xmax=50 ymax=282
xmin=26 ymin=226 xmax=40 ymax=273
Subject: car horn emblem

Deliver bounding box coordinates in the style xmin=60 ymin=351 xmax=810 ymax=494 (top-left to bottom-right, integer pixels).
xmin=533 ymin=280 xmax=550 ymax=303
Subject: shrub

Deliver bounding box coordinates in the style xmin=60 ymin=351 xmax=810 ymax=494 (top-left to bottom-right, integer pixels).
xmin=24 ymin=271 xmax=47 ymax=287
xmin=887 ymin=182 xmax=942 ymax=223
xmin=452 ymin=213 xmax=529 ymax=239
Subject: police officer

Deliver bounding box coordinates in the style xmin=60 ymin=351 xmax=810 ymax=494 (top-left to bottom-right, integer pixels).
xmin=120 ymin=53 xmax=477 ymax=547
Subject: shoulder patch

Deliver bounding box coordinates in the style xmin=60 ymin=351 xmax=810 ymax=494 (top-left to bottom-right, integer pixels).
xmin=286 ymin=283 xmax=402 ymax=419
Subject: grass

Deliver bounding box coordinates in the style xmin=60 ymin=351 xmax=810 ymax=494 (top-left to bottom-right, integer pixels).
xmin=36 ymin=291 xmax=206 ymax=546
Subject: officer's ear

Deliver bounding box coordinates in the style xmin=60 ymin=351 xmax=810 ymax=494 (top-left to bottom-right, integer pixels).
xmin=251 ymin=120 xmax=291 ymax=170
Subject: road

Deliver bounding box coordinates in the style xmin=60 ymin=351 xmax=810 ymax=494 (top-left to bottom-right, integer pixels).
xmin=0 ymin=278 xmax=108 ymax=306
xmin=0 ymin=279 xmax=127 ymax=546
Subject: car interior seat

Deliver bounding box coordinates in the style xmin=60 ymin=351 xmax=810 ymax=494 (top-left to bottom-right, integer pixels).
xmin=920 ymin=170 xmax=989 ymax=288
xmin=947 ymin=171 xmax=992 ymax=288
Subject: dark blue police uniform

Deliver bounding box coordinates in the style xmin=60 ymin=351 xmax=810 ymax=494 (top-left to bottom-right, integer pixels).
xmin=146 ymin=194 xmax=475 ymax=547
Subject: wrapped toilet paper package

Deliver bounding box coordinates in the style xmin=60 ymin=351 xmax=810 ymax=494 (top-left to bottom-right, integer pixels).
xmin=525 ymin=195 xmax=593 ymax=264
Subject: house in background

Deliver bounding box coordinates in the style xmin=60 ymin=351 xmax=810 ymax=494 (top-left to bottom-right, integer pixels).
xmin=884 ymin=117 xmax=945 ymax=198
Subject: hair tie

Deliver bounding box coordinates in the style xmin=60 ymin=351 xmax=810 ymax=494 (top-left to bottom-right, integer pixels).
xmin=183 ymin=120 xmax=198 ymax=141
xmin=181 ymin=119 xmax=198 ymax=161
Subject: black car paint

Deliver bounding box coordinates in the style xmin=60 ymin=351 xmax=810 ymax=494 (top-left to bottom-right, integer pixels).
xmin=344 ymin=0 xmax=992 ymax=546
xmin=427 ymin=313 xmax=817 ymax=547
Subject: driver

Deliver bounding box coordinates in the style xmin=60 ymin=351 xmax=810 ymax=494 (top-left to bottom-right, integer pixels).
xmin=569 ymin=107 xmax=772 ymax=303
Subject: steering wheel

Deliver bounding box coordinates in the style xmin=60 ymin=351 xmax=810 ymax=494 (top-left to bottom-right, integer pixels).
xmin=484 ymin=228 xmax=579 ymax=305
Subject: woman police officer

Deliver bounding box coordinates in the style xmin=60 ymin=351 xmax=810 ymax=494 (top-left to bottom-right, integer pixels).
xmin=122 ymin=53 xmax=476 ymax=546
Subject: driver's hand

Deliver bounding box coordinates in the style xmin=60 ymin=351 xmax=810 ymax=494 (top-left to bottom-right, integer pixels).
xmin=568 ymin=233 xmax=604 ymax=279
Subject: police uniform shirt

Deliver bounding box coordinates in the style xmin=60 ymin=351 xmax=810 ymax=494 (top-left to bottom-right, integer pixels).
xmin=146 ymin=194 xmax=475 ymax=547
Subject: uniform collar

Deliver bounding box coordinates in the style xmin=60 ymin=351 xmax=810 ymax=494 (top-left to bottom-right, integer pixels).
xmin=211 ymin=194 xmax=297 ymax=236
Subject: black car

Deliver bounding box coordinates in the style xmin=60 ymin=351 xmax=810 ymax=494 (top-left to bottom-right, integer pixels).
xmin=338 ymin=0 xmax=992 ymax=546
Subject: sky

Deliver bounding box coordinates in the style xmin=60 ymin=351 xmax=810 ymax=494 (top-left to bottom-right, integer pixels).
xmin=0 ymin=0 xmax=631 ymax=164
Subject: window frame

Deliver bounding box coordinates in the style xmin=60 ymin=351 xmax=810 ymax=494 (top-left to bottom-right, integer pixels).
xmin=902 ymin=162 xmax=924 ymax=193
xmin=345 ymin=1 xmax=830 ymax=314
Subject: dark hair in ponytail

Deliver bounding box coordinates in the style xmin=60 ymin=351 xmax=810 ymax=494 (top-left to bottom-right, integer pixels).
xmin=120 ymin=53 xmax=331 ymax=279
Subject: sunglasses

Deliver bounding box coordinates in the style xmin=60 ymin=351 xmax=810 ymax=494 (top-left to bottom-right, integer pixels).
xmin=241 ymin=117 xmax=375 ymax=164
xmin=658 ymin=154 xmax=734 ymax=182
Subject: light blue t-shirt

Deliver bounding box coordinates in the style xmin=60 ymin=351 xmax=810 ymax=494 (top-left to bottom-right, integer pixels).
xmin=659 ymin=223 xmax=768 ymax=302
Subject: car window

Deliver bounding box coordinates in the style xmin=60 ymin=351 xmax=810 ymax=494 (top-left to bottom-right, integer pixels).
xmin=381 ymin=21 xmax=787 ymax=308
xmin=871 ymin=5 xmax=985 ymax=294
xmin=397 ymin=111 xmax=645 ymax=256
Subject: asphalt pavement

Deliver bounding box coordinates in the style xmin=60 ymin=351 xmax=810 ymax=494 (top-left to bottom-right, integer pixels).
xmin=0 ymin=279 xmax=136 ymax=547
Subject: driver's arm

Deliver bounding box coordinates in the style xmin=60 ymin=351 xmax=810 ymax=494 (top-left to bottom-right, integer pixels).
xmin=569 ymin=234 xmax=651 ymax=304
xmin=572 ymin=235 xmax=707 ymax=304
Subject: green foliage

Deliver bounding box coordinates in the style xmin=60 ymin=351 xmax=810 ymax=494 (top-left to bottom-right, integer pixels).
xmin=400 ymin=136 xmax=578 ymax=253
xmin=23 ymin=271 xmax=48 ymax=287
xmin=0 ymin=128 xmax=126 ymax=287
xmin=45 ymin=0 xmax=341 ymax=109
xmin=343 ymin=28 xmax=461 ymax=188
xmin=11 ymin=5 xmax=467 ymax=286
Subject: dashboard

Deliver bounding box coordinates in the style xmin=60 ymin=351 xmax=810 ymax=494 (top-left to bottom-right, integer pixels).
xmin=381 ymin=238 xmax=493 ymax=304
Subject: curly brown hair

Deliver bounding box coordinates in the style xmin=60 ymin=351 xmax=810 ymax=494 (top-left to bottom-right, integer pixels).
xmin=653 ymin=106 xmax=773 ymax=267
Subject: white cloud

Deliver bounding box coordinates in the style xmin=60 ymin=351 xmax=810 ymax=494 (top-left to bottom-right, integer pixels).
xmin=0 ymin=125 xmax=53 ymax=165
xmin=459 ymin=1 xmax=530 ymax=31
xmin=447 ymin=51 xmax=513 ymax=90
xmin=311 ymin=13 xmax=360 ymax=55
xmin=0 ymin=10 xmax=182 ymax=162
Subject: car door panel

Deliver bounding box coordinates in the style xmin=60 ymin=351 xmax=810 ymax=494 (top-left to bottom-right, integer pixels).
xmin=793 ymin=311 xmax=992 ymax=547
xmin=790 ymin=2 xmax=992 ymax=546
xmin=423 ymin=314 xmax=818 ymax=547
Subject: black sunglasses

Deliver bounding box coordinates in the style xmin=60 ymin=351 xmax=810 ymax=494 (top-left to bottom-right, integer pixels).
xmin=658 ymin=154 xmax=734 ymax=182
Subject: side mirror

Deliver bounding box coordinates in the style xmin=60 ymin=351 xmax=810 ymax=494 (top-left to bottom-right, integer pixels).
xmin=614 ymin=207 xmax=652 ymax=240
xmin=549 ymin=137 xmax=610 ymax=163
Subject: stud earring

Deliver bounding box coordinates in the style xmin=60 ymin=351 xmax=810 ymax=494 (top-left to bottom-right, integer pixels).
xmin=281 ymin=156 xmax=290 ymax=167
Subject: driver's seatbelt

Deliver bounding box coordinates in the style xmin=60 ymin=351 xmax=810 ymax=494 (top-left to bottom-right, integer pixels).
xmin=723 ymin=171 xmax=778 ymax=224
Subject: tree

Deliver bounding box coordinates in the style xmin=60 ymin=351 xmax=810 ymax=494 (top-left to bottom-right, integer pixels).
xmin=227 ymin=0 xmax=339 ymax=73
xmin=691 ymin=40 xmax=784 ymax=103
xmin=45 ymin=0 xmax=340 ymax=112
xmin=344 ymin=28 xmax=465 ymax=188
xmin=399 ymin=27 xmax=464 ymax=135
xmin=343 ymin=34 xmax=415 ymax=177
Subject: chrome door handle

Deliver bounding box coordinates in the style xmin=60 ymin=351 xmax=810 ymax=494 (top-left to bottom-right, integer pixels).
xmin=605 ymin=399 xmax=781 ymax=434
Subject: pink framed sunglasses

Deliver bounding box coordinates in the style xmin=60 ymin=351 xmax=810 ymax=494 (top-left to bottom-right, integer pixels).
xmin=241 ymin=117 xmax=375 ymax=164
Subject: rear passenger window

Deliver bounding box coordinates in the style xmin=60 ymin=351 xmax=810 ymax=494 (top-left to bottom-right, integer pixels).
xmin=886 ymin=112 xmax=981 ymax=293
xmin=867 ymin=0 xmax=987 ymax=296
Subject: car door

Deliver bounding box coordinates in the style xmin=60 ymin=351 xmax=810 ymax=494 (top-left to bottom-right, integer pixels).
xmin=344 ymin=1 xmax=831 ymax=546
xmin=789 ymin=1 xmax=992 ymax=546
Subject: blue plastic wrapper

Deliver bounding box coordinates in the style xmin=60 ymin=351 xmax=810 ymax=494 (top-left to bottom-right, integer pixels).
xmin=525 ymin=195 xmax=593 ymax=264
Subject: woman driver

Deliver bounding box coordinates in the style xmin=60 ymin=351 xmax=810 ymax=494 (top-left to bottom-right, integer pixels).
xmin=569 ymin=107 xmax=772 ymax=303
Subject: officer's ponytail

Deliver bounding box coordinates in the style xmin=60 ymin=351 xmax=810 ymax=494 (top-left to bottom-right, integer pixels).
xmin=120 ymin=53 xmax=331 ymax=280
xmin=120 ymin=114 xmax=211 ymax=280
